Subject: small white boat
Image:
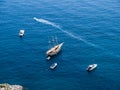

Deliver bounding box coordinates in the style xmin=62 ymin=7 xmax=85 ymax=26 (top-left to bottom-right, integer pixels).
xmin=87 ymin=64 xmax=97 ymax=72
xmin=46 ymin=56 xmax=51 ymax=60
xmin=19 ymin=30 xmax=24 ymax=37
xmin=50 ymin=63 xmax=57 ymax=69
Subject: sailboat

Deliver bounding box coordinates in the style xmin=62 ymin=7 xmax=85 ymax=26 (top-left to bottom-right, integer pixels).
xmin=46 ymin=36 xmax=64 ymax=60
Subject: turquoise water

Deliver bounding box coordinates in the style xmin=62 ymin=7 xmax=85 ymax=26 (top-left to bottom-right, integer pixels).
xmin=0 ymin=0 xmax=120 ymax=89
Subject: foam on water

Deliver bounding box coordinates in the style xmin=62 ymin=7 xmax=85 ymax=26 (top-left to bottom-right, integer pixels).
xmin=33 ymin=17 xmax=100 ymax=48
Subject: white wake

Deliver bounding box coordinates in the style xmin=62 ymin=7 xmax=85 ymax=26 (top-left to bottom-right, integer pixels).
xmin=33 ymin=17 xmax=60 ymax=29
xmin=33 ymin=17 xmax=99 ymax=48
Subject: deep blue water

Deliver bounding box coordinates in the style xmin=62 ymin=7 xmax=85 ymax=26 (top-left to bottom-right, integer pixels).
xmin=0 ymin=0 xmax=120 ymax=90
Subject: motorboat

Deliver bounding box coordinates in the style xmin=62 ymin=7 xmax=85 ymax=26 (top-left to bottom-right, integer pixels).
xmin=50 ymin=63 xmax=57 ymax=69
xmin=87 ymin=64 xmax=97 ymax=72
xmin=19 ymin=30 xmax=24 ymax=37
xmin=46 ymin=42 xmax=64 ymax=60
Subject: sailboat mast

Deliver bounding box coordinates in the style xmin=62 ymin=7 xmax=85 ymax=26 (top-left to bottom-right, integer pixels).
xmin=52 ymin=36 xmax=56 ymax=46
xmin=48 ymin=36 xmax=52 ymax=48
xmin=55 ymin=36 xmax=58 ymax=45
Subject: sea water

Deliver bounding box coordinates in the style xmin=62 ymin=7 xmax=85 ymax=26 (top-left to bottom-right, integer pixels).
xmin=0 ymin=0 xmax=120 ymax=90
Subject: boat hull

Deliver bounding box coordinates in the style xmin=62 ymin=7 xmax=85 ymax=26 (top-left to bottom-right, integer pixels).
xmin=50 ymin=63 xmax=57 ymax=69
xmin=46 ymin=42 xmax=64 ymax=56
xmin=87 ymin=64 xmax=97 ymax=72
xmin=19 ymin=34 xmax=24 ymax=37
xmin=19 ymin=30 xmax=24 ymax=37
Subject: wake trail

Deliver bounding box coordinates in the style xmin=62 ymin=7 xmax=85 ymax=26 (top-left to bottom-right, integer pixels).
xmin=33 ymin=17 xmax=100 ymax=48
xmin=33 ymin=17 xmax=60 ymax=28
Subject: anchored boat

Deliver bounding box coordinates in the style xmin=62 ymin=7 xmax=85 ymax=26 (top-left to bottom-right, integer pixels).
xmin=50 ymin=63 xmax=57 ymax=69
xmin=19 ymin=30 xmax=24 ymax=37
xmin=46 ymin=36 xmax=64 ymax=60
xmin=46 ymin=42 xmax=64 ymax=60
xmin=87 ymin=64 xmax=97 ymax=72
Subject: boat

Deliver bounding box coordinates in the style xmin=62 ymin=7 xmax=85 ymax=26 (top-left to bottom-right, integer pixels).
xmin=50 ymin=63 xmax=57 ymax=69
xmin=86 ymin=64 xmax=97 ymax=72
xmin=46 ymin=36 xmax=64 ymax=60
xmin=46 ymin=42 xmax=64 ymax=60
xmin=19 ymin=30 xmax=24 ymax=37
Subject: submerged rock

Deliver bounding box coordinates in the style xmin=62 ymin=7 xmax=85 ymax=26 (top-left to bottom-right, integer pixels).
xmin=0 ymin=83 xmax=23 ymax=90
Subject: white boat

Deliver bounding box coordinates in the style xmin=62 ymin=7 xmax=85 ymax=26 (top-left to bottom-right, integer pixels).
xmin=87 ymin=64 xmax=97 ymax=72
xmin=19 ymin=30 xmax=24 ymax=37
xmin=46 ymin=42 xmax=64 ymax=60
xmin=50 ymin=63 xmax=57 ymax=69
